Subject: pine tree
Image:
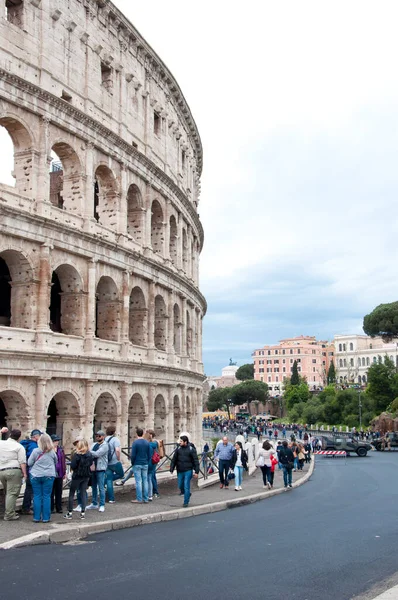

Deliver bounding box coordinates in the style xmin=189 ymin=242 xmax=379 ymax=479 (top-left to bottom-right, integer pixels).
xmin=327 ymin=361 xmax=336 ymax=385
xmin=291 ymin=360 xmax=299 ymax=385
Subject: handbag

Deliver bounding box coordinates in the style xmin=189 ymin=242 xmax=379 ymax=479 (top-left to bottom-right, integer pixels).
xmin=152 ymin=451 xmax=160 ymax=465
xmin=256 ymin=455 xmax=265 ymax=468
xmin=227 ymin=471 xmax=235 ymax=480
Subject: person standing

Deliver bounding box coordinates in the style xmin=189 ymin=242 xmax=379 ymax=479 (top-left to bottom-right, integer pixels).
xmin=170 ymin=435 xmax=199 ymax=507
xmin=28 ymin=433 xmax=57 ymax=523
xmin=20 ymin=429 xmax=41 ymax=515
xmin=64 ymin=439 xmax=93 ymax=521
xmin=214 ymin=436 xmax=234 ymax=489
xmin=0 ymin=428 xmax=27 ymax=521
xmin=258 ymin=440 xmax=276 ymax=489
xmin=130 ymin=427 xmax=151 ymax=504
xmin=278 ymin=440 xmax=295 ymax=489
xmin=105 ymin=426 xmax=123 ymax=504
xmin=230 ymin=441 xmax=248 ymax=491
xmin=50 ymin=434 xmax=66 ymax=514
xmin=145 ymin=429 xmax=159 ymax=501
xmin=87 ymin=430 xmax=108 ymax=513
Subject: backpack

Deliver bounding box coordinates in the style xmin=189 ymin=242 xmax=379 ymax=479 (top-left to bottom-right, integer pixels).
xmin=107 ymin=436 xmax=115 ymax=462
xmin=21 ymin=439 xmax=37 ymax=460
xmin=75 ymin=453 xmax=94 ymax=478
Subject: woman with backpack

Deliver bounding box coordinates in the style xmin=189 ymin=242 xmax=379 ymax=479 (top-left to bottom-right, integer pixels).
xmin=145 ymin=430 xmax=160 ymax=501
xmin=64 ymin=439 xmax=93 ymax=520
xmin=257 ymin=440 xmax=277 ymax=490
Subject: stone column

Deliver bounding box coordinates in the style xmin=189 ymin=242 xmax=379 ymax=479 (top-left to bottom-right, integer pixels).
xmin=35 ymin=378 xmax=47 ymax=432
xmin=120 ymin=382 xmax=129 ymax=453
xmin=119 ymin=162 xmax=128 ymax=236
xmin=180 ymin=384 xmax=186 ymax=431
xmin=35 ymin=117 xmax=51 ymax=216
xmin=181 ymin=297 xmax=187 ymax=357
xmin=121 ymin=271 xmax=130 ymax=358
xmin=35 ymin=244 xmax=51 ymax=348
xmin=177 ymin=215 xmax=184 ymax=271
xmin=144 ymin=182 xmax=152 ymax=249
xmin=187 ymin=227 xmax=192 ymax=279
xmin=83 ymin=142 xmax=95 ymax=229
xmin=164 ymin=199 xmax=171 ymax=261
xmin=166 ymin=387 xmax=174 ymax=445
xmin=147 ymin=384 xmax=156 ymax=430
xmin=147 ymin=281 xmax=156 ymax=349
xmin=84 ymin=258 xmax=97 ymax=352
xmin=166 ymin=290 xmax=174 ymax=358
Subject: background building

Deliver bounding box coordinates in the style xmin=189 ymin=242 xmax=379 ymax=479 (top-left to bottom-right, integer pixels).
xmin=334 ymin=334 xmax=398 ymax=386
xmin=253 ymin=335 xmax=334 ymax=396
xmin=0 ymin=0 xmax=206 ymax=449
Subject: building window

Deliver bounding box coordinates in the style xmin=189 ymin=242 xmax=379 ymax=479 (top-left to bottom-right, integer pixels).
xmin=343 ymin=344 xmax=346 ymax=351
xmin=282 ymin=349 xmax=285 ymax=354
xmin=343 ymin=359 xmax=346 ymax=367
xmin=350 ymin=343 xmax=354 ymax=351
xmin=298 ymin=367 xmax=301 ymax=372
xmin=339 ymin=359 xmax=343 ymax=367
xmin=268 ymin=350 xmax=271 ymax=355
xmin=297 ymin=349 xmax=301 ymax=354
xmin=268 ymin=377 xmax=271 ymax=383
xmin=101 ymin=63 xmax=113 ymax=91
xmin=260 ymin=376 xmax=263 ymax=382
xmin=312 ymin=350 xmax=316 ymax=354
xmin=290 ymin=359 xmax=293 ymax=364
xmin=362 ymin=357 xmax=365 ymax=366
xmin=181 ymin=150 xmax=185 ymax=170
xmin=312 ymin=359 xmax=316 ymax=364
xmin=358 ymin=358 xmax=361 ymax=366
xmin=290 ymin=349 xmax=293 ymax=354
xmin=275 ymin=349 xmax=278 ymax=355
xmin=339 ymin=344 xmax=342 ymax=352
xmin=367 ymin=357 xmax=370 ymax=366
xmin=5 ymin=0 xmax=23 ymax=27
xmin=276 ymin=376 xmax=279 ymax=382
xmin=154 ymin=111 xmax=161 ymax=135
xmin=274 ymin=359 xmax=279 ymax=364
xmin=283 ymin=367 xmax=286 ymax=372
xmin=282 ymin=359 xmax=285 ymax=364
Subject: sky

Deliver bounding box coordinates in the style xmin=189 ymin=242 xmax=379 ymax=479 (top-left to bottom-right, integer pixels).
xmin=2 ymin=1 xmax=398 ymax=376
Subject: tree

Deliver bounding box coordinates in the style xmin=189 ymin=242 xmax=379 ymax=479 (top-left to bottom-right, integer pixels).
xmin=230 ymin=380 xmax=269 ymax=407
xmin=366 ymin=357 xmax=398 ymax=414
xmin=284 ymin=380 xmax=310 ymax=410
xmin=206 ymin=387 xmax=231 ymax=412
xmin=327 ymin=361 xmax=336 ymax=385
xmin=290 ymin=360 xmax=299 ymax=385
xmin=363 ymin=301 xmax=398 ymax=342
xmin=236 ymin=363 xmax=254 ymax=381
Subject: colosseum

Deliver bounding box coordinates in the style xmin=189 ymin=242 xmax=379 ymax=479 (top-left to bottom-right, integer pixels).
xmin=0 ymin=0 xmax=206 ymax=452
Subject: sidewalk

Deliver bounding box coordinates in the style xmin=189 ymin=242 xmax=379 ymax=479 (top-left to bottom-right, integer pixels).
xmin=0 ymin=460 xmax=314 ymax=550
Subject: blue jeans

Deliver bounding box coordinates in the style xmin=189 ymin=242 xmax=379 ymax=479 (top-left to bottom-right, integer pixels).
xmin=148 ymin=468 xmax=155 ymax=498
xmin=152 ymin=470 xmax=159 ymax=495
xmin=234 ymin=466 xmax=243 ymax=487
xmin=91 ymin=471 xmax=106 ymax=507
xmin=133 ymin=465 xmax=148 ymax=502
xmin=30 ymin=476 xmax=54 ymax=522
xmin=106 ymin=462 xmax=124 ymax=501
xmin=177 ymin=470 xmax=192 ymax=505
xmin=283 ymin=466 xmax=292 ymax=487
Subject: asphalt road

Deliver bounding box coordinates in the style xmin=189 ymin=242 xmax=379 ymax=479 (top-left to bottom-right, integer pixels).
xmin=1 ymin=452 xmax=398 ymax=600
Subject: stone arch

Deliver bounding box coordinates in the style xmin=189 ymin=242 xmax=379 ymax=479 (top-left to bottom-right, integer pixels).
xmin=46 ymin=391 xmax=81 ymax=451
xmin=50 ymin=263 xmax=85 ymax=336
xmin=169 ymin=215 xmax=178 ymax=264
xmin=0 ymin=389 xmax=30 ymax=432
xmin=129 ymin=286 xmax=147 ymax=346
xmin=94 ymin=164 xmax=119 ymax=228
xmin=173 ymin=394 xmax=182 ymax=439
xmin=173 ymin=303 xmax=181 ymax=354
xmin=127 ymin=184 xmax=144 ymax=243
xmin=154 ymin=393 xmax=166 ymax=438
xmin=95 ymin=276 xmax=121 ymax=341
xmin=186 ymin=309 xmax=192 ymax=357
xmin=154 ymin=294 xmax=167 ymax=351
xmin=0 ymin=115 xmax=34 ymax=193
xmin=49 ymin=141 xmax=83 ymax=213
xmin=151 ymin=200 xmax=164 ymax=254
xmin=186 ymin=394 xmax=193 ymax=430
xmin=93 ymin=391 xmax=118 ymax=435
xmin=128 ymin=392 xmax=146 ymax=445
xmin=0 ymin=249 xmax=35 ymax=329
xmin=182 ymin=228 xmax=188 ymax=273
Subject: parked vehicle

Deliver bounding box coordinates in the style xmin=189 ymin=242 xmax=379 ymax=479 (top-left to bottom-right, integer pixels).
xmin=372 ymin=433 xmax=398 ymax=451
xmin=320 ymin=436 xmax=372 ymax=457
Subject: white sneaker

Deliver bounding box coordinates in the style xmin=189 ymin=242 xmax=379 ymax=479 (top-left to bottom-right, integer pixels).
xmin=73 ymin=505 xmax=82 ymax=512
xmin=239 ymin=486 xmax=242 ymax=490
xmin=99 ymin=506 xmax=105 ymax=513
xmin=86 ymin=504 xmax=98 ymax=510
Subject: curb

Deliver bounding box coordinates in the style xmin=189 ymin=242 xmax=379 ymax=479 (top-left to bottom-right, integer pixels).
xmin=0 ymin=459 xmax=315 ymax=551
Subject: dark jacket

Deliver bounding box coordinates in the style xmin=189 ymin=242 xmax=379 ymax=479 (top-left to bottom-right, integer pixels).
xmin=278 ymin=447 xmax=294 ymax=467
xmin=170 ymin=444 xmax=199 ymax=474
xmin=230 ymin=448 xmax=248 ymax=471
xmin=131 ymin=438 xmax=151 ymax=466
xmin=55 ymin=446 xmax=66 ymax=478
xmin=70 ymin=451 xmax=93 ymax=479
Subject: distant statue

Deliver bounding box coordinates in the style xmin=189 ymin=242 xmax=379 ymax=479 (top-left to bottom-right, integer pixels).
xmin=229 ymin=358 xmax=237 ymax=366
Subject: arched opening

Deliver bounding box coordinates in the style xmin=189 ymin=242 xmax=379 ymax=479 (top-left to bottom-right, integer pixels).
xmin=0 ymin=249 xmax=35 ymax=329
xmin=49 ymin=143 xmax=83 ymax=213
xmin=126 ymin=184 xmax=143 ymax=243
xmin=151 ymin=200 xmax=164 ymax=254
xmin=182 ymin=228 xmax=188 ymax=273
xmin=186 ymin=395 xmax=192 ymax=433
xmin=0 ymin=257 xmax=11 ymax=326
xmin=94 ymin=165 xmax=119 ymax=229
xmin=128 ymin=393 xmax=146 ymax=446
xmin=95 ymin=276 xmax=120 ymax=341
xmin=0 ymin=117 xmax=33 ymax=193
xmin=154 ymin=295 xmax=167 ymax=351
xmin=173 ymin=395 xmax=182 ymax=439
xmin=0 ymin=390 xmax=30 ymax=432
xmin=154 ymin=394 xmax=166 ymax=438
xmin=49 ymin=264 xmax=84 ymax=336
xmin=94 ymin=392 xmax=117 ymax=436
xmin=169 ymin=215 xmax=178 ymax=264
xmin=47 ymin=391 xmax=81 ymax=451
xmin=186 ymin=310 xmax=192 ymax=357
xmin=129 ymin=286 xmax=147 ymax=346
xmin=173 ymin=303 xmax=181 ymax=354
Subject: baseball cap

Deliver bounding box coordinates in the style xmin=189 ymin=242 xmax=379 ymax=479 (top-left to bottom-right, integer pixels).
xmin=51 ymin=434 xmax=61 ymax=442
xmin=96 ymin=430 xmax=106 ymax=436
xmin=31 ymin=429 xmax=42 ymax=437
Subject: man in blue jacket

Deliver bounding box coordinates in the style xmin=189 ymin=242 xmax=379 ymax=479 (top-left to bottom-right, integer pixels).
xmin=214 ymin=436 xmax=234 ymax=489
xmin=131 ymin=428 xmax=151 ymax=503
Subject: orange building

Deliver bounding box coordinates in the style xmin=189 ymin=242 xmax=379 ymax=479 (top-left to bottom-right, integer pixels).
xmin=252 ymin=335 xmax=334 ymax=396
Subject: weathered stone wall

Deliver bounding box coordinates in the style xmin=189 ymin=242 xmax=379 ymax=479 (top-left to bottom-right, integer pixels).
xmin=0 ymin=0 xmax=205 ymax=450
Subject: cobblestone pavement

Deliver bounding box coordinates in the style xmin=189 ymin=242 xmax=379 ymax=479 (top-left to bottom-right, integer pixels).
xmin=0 ymin=462 xmax=310 ymax=545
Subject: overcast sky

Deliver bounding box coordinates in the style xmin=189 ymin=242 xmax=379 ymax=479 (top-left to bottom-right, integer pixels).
xmin=2 ymin=1 xmax=398 ymax=376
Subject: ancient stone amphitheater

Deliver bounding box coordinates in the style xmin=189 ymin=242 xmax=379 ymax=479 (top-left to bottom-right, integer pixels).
xmin=0 ymin=0 xmax=206 ymax=451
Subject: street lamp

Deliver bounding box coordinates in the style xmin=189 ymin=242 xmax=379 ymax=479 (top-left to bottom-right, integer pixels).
xmin=358 ymin=391 xmax=362 ymax=430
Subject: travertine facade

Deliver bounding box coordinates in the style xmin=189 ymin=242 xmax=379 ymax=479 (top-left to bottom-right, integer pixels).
xmin=0 ymin=0 xmax=206 ymax=450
